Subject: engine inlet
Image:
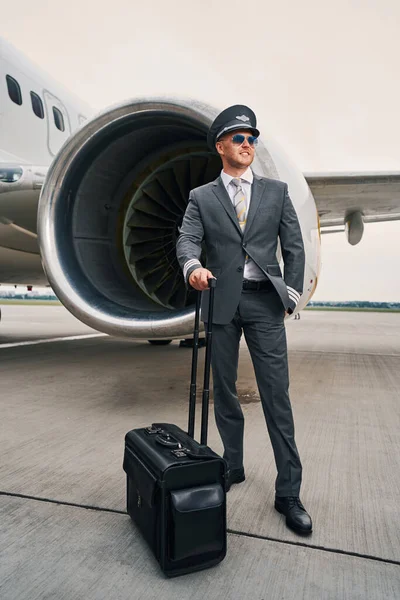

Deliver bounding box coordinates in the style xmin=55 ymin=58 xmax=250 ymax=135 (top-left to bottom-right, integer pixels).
xmin=37 ymin=99 xmax=233 ymax=338
xmin=123 ymin=147 xmax=220 ymax=309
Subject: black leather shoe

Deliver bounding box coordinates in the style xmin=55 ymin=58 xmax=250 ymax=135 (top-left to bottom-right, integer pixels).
xmin=225 ymin=468 xmax=245 ymax=492
xmin=275 ymin=496 xmax=312 ymax=534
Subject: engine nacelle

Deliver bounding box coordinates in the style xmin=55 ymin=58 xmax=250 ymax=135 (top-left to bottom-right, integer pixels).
xmin=38 ymin=98 xmax=320 ymax=338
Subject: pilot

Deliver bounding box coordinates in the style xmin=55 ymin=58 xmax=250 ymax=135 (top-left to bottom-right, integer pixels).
xmin=176 ymin=105 xmax=312 ymax=534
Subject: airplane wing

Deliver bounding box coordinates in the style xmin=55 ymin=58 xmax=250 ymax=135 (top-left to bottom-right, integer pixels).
xmin=304 ymin=172 xmax=400 ymax=244
xmin=305 ymin=172 xmax=400 ymax=227
xmin=0 ymin=164 xmax=47 ymax=284
xmin=2 ymin=167 xmax=400 ymax=255
xmin=0 ymin=164 xmax=46 ymax=236
xmin=4 ymin=166 xmax=400 ymax=233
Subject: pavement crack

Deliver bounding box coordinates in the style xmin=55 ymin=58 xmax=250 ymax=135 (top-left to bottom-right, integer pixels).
xmin=227 ymin=528 xmax=400 ymax=567
xmin=2 ymin=491 xmax=399 ymax=567
xmin=0 ymin=491 xmax=126 ymax=515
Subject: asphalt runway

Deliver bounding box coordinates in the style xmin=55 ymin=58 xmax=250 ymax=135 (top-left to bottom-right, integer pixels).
xmin=1 ymin=305 xmax=400 ymax=599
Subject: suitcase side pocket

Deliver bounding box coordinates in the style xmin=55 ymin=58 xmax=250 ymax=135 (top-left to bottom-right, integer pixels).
xmin=169 ymin=484 xmax=225 ymax=562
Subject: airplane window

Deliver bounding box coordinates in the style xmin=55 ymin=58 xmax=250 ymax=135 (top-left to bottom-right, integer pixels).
xmin=30 ymin=92 xmax=44 ymax=119
xmin=52 ymin=106 xmax=65 ymax=132
xmin=6 ymin=75 xmax=22 ymax=105
xmin=0 ymin=166 xmax=23 ymax=182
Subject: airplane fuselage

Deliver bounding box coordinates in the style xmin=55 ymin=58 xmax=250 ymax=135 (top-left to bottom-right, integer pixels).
xmin=0 ymin=37 xmax=91 ymax=166
xmin=0 ymin=37 xmax=92 ymax=284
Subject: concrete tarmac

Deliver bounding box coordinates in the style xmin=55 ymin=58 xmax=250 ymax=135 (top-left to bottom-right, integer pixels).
xmin=1 ymin=306 xmax=400 ymax=599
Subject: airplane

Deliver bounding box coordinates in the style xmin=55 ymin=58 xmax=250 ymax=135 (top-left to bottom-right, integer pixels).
xmin=1 ymin=36 xmax=400 ymax=342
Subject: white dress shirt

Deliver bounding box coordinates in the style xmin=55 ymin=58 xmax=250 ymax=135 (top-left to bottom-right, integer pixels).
xmin=220 ymin=168 xmax=266 ymax=281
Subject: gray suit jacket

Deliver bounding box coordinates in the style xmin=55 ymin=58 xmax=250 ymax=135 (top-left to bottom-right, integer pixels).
xmin=176 ymin=173 xmax=305 ymax=324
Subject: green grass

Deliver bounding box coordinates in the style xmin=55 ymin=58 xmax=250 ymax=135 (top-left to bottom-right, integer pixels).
xmin=0 ymin=299 xmax=61 ymax=306
xmin=304 ymin=306 xmax=400 ymax=313
xmin=1 ymin=299 xmax=399 ymax=313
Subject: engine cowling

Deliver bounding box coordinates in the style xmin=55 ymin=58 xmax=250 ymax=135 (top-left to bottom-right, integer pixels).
xmin=38 ymin=97 xmax=320 ymax=338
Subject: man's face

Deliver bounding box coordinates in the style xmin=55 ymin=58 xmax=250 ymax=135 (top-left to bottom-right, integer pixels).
xmin=215 ymin=129 xmax=257 ymax=169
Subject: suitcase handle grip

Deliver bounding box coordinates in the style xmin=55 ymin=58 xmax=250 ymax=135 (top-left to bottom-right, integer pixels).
xmin=155 ymin=433 xmax=181 ymax=449
xmin=188 ymin=277 xmax=216 ymax=445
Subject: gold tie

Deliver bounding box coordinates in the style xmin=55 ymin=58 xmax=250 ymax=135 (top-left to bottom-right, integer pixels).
xmin=231 ymin=178 xmax=247 ymax=230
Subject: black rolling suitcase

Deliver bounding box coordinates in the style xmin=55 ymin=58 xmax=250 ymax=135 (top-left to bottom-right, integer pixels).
xmin=123 ymin=278 xmax=227 ymax=578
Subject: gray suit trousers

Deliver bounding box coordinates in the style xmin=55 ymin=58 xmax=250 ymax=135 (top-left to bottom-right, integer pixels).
xmin=210 ymin=288 xmax=302 ymax=496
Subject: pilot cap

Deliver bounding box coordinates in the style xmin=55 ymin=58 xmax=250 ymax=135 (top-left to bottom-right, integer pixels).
xmin=207 ymin=104 xmax=260 ymax=150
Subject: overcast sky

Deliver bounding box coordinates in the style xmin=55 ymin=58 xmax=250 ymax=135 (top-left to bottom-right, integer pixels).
xmin=3 ymin=0 xmax=400 ymax=301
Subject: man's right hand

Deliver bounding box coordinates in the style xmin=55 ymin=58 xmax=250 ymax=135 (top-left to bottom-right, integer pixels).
xmin=188 ymin=268 xmax=214 ymax=291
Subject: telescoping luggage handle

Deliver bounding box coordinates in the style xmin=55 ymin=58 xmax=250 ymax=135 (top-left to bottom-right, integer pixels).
xmin=188 ymin=277 xmax=216 ymax=446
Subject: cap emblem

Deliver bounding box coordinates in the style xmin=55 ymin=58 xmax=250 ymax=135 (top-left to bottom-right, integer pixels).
xmin=236 ymin=115 xmax=250 ymax=122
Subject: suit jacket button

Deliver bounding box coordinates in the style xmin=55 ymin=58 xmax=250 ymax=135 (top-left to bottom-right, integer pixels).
xmin=237 ymin=266 xmax=243 ymax=272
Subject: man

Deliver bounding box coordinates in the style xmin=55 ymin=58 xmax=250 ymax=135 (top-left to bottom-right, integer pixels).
xmin=176 ymin=105 xmax=312 ymax=534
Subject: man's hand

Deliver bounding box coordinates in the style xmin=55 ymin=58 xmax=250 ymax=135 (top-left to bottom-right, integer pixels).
xmin=189 ymin=268 xmax=214 ymax=291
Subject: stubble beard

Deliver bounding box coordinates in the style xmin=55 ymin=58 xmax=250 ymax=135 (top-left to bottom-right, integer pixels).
xmin=226 ymin=153 xmax=254 ymax=170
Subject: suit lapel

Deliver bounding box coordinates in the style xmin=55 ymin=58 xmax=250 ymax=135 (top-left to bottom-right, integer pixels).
xmin=212 ymin=177 xmax=242 ymax=236
xmin=244 ymin=176 xmax=266 ymax=239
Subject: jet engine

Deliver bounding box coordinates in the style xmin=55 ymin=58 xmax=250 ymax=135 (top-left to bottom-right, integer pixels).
xmin=38 ymin=98 xmax=320 ymax=338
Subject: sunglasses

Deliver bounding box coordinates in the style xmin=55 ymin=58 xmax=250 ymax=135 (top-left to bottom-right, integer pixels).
xmin=231 ymin=133 xmax=259 ymax=146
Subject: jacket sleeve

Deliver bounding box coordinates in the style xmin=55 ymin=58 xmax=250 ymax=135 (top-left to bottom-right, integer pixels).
xmin=279 ymin=184 xmax=305 ymax=313
xmin=176 ymin=190 xmax=204 ymax=284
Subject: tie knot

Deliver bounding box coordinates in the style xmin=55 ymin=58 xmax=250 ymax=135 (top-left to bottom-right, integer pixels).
xmin=231 ymin=178 xmax=242 ymax=188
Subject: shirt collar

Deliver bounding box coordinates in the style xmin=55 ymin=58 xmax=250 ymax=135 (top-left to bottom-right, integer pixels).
xmin=221 ymin=167 xmax=253 ymax=189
